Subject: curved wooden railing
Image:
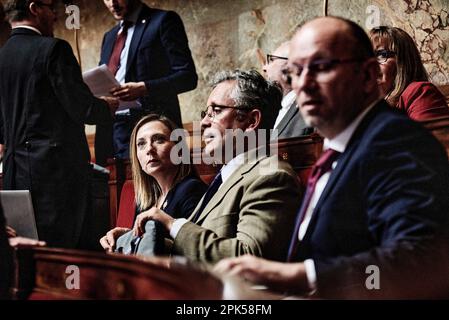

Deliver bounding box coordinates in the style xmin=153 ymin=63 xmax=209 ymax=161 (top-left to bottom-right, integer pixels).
xmin=12 ymin=246 xmax=223 ymax=300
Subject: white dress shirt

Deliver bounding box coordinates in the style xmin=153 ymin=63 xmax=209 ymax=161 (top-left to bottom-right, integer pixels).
xmin=273 ymin=90 xmax=297 ymax=129
xmin=113 ymin=3 xmax=142 ymax=114
xmin=12 ymin=25 xmax=42 ymax=35
xmin=302 ymin=100 xmax=379 ymax=290
xmin=170 ymin=153 xmax=246 ymax=238
xmin=114 ymin=3 xmax=142 ymax=84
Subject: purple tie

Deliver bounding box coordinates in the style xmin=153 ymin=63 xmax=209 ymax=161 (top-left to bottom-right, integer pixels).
xmin=191 ymin=172 xmax=223 ymax=223
xmin=287 ymin=148 xmax=341 ymax=261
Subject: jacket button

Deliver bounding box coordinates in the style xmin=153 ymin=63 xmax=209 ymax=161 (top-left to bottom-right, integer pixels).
xmin=25 ymin=141 xmax=31 ymax=150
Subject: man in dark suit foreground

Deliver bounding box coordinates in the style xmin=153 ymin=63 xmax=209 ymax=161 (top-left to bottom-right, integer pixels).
xmin=0 ymin=0 xmax=118 ymax=248
xmin=97 ymin=0 xmax=197 ymax=163
xmin=215 ymin=17 xmax=449 ymax=299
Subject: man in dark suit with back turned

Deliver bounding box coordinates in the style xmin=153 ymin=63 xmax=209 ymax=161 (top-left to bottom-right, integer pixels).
xmin=216 ymin=17 xmax=449 ymax=299
xmin=97 ymin=0 xmax=198 ymax=164
xmin=0 ymin=0 xmax=118 ymax=248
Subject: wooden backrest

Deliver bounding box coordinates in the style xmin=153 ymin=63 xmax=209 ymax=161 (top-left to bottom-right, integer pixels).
xmin=116 ymin=180 xmax=136 ymax=228
xmin=13 ymin=247 xmax=223 ymax=300
xmin=106 ymin=134 xmax=324 ymax=226
xmin=274 ymin=134 xmax=323 ymax=169
xmin=437 ymin=84 xmax=449 ymax=106
xmin=106 ymin=158 xmax=132 ymax=228
xmin=420 ymin=115 xmax=449 ymax=158
xmin=191 ymin=134 xmax=324 ymax=185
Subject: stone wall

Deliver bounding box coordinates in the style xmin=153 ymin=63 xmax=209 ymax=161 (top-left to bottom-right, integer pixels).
xmin=0 ymin=0 xmax=11 ymax=47
xmin=2 ymin=0 xmax=449 ymax=126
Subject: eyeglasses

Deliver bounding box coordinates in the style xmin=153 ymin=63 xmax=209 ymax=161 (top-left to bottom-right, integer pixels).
xmin=201 ymin=105 xmax=249 ymax=121
xmin=374 ymin=49 xmax=396 ymax=64
xmin=34 ymin=1 xmax=56 ymax=13
xmin=266 ymin=54 xmax=288 ymax=64
xmin=283 ymin=57 xmax=365 ymax=84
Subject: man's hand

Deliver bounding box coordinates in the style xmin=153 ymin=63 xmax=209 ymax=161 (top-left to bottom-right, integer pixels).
xmin=133 ymin=207 xmax=174 ymax=236
xmin=9 ymin=237 xmax=46 ymax=248
xmin=99 ymin=227 xmax=130 ymax=253
xmin=110 ymin=82 xmax=148 ymax=101
xmin=100 ymin=96 xmax=119 ymax=116
xmin=6 ymin=226 xmax=17 ymax=238
xmin=214 ymin=255 xmax=310 ymax=294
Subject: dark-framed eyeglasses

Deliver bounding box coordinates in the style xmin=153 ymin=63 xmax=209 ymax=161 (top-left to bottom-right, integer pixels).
xmin=34 ymin=1 xmax=56 ymax=13
xmin=283 ymin=57 xmax=365 ymax=84
xmin=201 ymin=104 xmax=250 ymax=121
xmin=374 ymin=49 xmax=396 ymax=64
xmin=266 ymin=54 xmax=288 ymax=64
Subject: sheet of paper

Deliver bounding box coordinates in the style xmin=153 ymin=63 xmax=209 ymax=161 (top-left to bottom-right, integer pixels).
xmin=82 ymin=64 xmax=140 ymax=110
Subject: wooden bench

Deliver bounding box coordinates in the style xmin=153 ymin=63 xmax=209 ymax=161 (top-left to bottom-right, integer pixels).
xmin=12 ymin=246 xmax=222 ymax=300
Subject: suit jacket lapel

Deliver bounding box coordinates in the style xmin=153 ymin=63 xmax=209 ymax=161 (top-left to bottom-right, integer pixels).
xmin=192 ymin=158 xmax=260 ymax=224
xmin=126 ymin=9 xmax=151 ymax=77
xmin=300 ymin=102 xmax=383 ymax=241
xmin=103 ymin=25 xmax=120 ymax=65
xmin=275 ymin=101 xmax=299 ymax=136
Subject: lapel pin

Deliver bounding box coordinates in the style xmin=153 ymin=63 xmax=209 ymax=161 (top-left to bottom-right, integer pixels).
xmin=142 ymin=19 xmax=146 ymax=24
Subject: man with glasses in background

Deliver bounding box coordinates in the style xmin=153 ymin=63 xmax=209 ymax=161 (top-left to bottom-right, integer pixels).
xmin=215 ymin=17 xmax=449 ymax=299
xmin=0 ymin=0 xmax=118 ymax=248
xmin=263 ymin=41 xmax=312 ymax=139
xmin=131 ymin=69 xmax=301 ymax=264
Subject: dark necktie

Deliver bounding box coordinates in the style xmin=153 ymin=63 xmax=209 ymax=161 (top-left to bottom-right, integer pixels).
xmin=108 ymin=21 xmax=132 ymax=75
xmin=191 ymin=172 xmax=223 ymax=223
xmin=287 ymin=148 xmax=341 ymax=261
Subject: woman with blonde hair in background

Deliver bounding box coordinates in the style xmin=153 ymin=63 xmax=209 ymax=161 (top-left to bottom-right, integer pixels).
xmin=370 ymin=26 xmax=449 ymax=120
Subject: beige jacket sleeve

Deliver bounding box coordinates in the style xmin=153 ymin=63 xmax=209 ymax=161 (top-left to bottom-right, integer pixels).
xmin=172 ymin=157 xmax=301 ymax=264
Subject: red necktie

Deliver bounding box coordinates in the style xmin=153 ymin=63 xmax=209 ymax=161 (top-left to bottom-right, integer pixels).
xmin=108 ymin=21 xmax=131 ymax=75
xmin=287 ymin=148 xmax=341 ymax=261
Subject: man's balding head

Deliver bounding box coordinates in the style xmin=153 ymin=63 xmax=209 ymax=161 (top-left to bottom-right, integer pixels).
xmin=263 ymin=41 xmax=291 ymax=96
xmin=288 ymin=16 xmax=380 ymax=139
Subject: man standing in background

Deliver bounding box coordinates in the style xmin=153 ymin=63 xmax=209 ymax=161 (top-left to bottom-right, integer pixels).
xmin=0 ymin=0 xmax=118 ymax=248
xmin=97 ymin=0 xmax=198 ymax=164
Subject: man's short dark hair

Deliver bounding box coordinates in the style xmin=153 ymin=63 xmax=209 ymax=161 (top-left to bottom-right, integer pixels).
xmin=4 ymin=0 xmax=34 ymax=22
xmin=211 ymin=69 xmax=283 ymax=131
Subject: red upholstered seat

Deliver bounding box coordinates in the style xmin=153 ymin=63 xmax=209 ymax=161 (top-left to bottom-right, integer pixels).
xmin=116 ymin=180 xmax=136 ymax=228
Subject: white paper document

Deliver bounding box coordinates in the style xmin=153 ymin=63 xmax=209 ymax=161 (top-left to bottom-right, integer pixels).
xmin=82 ymin=64 xmax=141 ymax=110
